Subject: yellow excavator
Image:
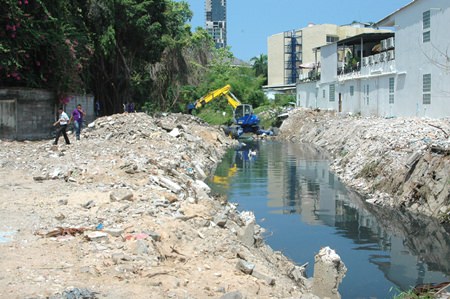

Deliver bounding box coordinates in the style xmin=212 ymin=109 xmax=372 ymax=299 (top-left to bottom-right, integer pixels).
xmin=190 ymin=84 xmax=273 ymax=138
xmin=194 ymin=84 xmax=241 ymax=110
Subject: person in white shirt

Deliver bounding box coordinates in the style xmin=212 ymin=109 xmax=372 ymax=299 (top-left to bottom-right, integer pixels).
xmin=53 ymin=107 xmax=71 ymax=145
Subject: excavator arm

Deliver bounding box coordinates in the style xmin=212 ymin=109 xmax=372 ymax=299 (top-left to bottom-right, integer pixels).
xmin=194 ymin=84 xmax=241 ymax=110
xmin=191 ymin=84 xmax=271 ymax=138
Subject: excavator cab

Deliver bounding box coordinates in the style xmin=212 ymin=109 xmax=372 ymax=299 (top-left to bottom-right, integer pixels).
xmin=234 ymin=104 xmax=260 ymax=132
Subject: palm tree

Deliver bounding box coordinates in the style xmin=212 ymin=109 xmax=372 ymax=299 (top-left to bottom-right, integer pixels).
xmin=250 ymin=54 xmax=268 ymax=84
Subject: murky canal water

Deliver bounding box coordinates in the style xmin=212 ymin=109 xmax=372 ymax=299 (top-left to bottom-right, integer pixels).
xmin=206 ymin=140 xmax=450 ymax=299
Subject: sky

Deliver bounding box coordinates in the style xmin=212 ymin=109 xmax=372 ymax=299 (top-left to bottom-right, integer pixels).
xmin=182 ymin=0 xmax=412 ymax=62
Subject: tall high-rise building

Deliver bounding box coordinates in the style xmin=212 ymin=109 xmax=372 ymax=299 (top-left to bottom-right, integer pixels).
xmin=205 ymin=0 xmax=227 ymax=48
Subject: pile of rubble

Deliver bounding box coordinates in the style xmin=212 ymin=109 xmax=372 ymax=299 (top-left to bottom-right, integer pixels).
xmin=0 ymin=112 xmax=348 ymax=298
xmin=279 ymin=108 xmax=450 ymax=220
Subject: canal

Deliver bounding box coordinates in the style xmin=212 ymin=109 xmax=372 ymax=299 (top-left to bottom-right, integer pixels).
xmin=206 ymin=140 xmax=450 ymax=299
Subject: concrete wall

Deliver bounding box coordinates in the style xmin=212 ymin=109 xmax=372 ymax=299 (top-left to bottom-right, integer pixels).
xmin=268 ymin=33 xmax=285 ymax=86
xmin=335 ymin=81 xmax=361 ymax=115
xmin=296 ymin=82 xmax=317 ymax=108
xmin=0 ymin=88 xmax=95 ymax=140
xmin=0 ymin=88 xmax=55 ymax=140
xmin=65 ymin=94 xmax=95 ymax=124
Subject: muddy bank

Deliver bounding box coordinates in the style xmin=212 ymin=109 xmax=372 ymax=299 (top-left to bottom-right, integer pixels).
xmin=279 ymin=108 xmax=450 ymax=220
xmin=0 ymin=112 xmax=338 ymax=299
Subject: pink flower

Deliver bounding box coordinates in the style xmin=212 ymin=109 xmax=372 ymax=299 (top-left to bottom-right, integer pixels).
xmin=24 ymin=0 xmax=28 ymax=4
xmin=18 ymin=0 xmax=22 ymax=5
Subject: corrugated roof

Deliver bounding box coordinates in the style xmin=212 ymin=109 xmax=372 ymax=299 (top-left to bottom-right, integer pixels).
xmin=336 ymin=32 xmax=394 ymax=46
xmin=313 ymin=32 xmax=394 ymax=50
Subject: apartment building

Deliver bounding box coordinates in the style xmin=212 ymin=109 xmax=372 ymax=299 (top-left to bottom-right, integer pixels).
xmin=205 ymin=0 xmax=227 ymax=49
xmin=267 ymin=23 xmax=384 ymax=88
xmin=297 ymin=0 xmax=450 ymax=118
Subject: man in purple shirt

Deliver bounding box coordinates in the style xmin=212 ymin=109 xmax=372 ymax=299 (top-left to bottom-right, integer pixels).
xmin=70 ymin=104 xmax=86 ymax=140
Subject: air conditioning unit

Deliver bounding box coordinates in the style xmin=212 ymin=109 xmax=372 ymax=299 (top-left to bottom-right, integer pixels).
xmin=368 ymin=55 xmax=374 ymax=65
xmin=379 ymin=52 xmax=386 ymax=62
xmin=387 ymin=49 xmax=395 ymax=60
xmin=381 ymin=39 xmax=388 ymax=51
xmin=373 ymin=54 xmax=381 ymax=63
xmin=387 ymin=37 xmax=395 ymax=49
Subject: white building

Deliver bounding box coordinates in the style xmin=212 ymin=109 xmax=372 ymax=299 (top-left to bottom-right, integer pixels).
xmin=297 ymin=0 xmax=450 ymax=118
xmin=265 ymin=23 xmax=384 ymax=100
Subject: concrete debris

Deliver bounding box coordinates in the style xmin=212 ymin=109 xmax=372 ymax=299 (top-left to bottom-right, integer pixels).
xmin=280 ymin=108 xmax=450 ymax=219
xmin=0 ymin=112 xmax=320 ymax=298
xmin=312 ymin=247 xmax=347 ymax=299
xmin=219 ymin=291 xmax=243 ymax=299
xmin=110 ymin=189 xmax=134 ymax=202
xmin=236 ymin=259 xmax=255 ymax=274
xmin=48 ymin=287 xmax=98 ymax=299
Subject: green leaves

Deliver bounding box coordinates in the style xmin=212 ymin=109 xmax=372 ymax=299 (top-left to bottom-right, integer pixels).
xmin=250 ymin=54 xmax=268 ymax=84
xmin=99 ymin=25 xmax=116 ymax=56
xmin=0 ymin=0 xmax=93 ymax=94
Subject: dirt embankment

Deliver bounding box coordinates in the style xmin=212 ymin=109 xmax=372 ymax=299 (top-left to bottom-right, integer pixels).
xmin=279 ymin=108 xmax=450 ymax=221
xmin=0 ymin=112 xmax=322 ymax=299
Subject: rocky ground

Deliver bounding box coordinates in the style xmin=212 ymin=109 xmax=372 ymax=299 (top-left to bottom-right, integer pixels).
xmin=0 ymin=112 xmax=327 ymax=299
xmin=279 ymin=108 xmax=450 ymax=221
xmin=3 ymin=108 xmax=447 ymax=299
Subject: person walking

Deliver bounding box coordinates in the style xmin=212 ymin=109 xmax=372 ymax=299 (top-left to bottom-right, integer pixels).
xmin=95 ymin=100 xmax=101 ymax=117
xmin=53 ymin=107 xmax=71 ymax=145
xmin=70 ymin=104 xmax=86 ymax=140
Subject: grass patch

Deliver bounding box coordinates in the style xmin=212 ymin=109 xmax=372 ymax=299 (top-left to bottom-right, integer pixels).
xmin=357 ymin=160 xmax=380 ymax=179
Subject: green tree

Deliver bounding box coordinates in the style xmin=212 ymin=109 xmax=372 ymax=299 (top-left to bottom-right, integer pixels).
xmin=191 ymin=46 xmax=268 ymax=124
xmin=250 ymin=54 xmax=267 ymax=84
xmin=0 ymin=0 xmax=93 ymax=102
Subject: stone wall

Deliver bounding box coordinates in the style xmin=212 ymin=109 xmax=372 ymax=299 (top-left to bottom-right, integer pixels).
xmin=0 ymin=88 xmax=95 ymax=141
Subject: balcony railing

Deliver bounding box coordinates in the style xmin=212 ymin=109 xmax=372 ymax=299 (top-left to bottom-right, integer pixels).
xmin=299 ymin=70 xmax=321 ymax=82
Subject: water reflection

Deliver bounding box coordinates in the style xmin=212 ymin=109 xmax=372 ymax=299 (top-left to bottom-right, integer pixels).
xmin=207 ymin=140 xmax=450 ymax=298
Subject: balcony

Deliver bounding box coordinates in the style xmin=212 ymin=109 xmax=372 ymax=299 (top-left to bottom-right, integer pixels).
xmin=336 ymin=34 xmax=396 ymax=80
xmin=299 ymin=69 xmax=321 ymax=82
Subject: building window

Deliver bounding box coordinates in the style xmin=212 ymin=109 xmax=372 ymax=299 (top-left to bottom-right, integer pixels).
xmin=326 ymin=35 xmax=339 ymax=44
xmin=350 ymin=86 xmax=354 ymax=96
xmin=423 ymin=74 xmax=431 ymax=104
xmin=329 ymin=84 xmax=335 ymax=101
xmin=389 ymin=77 xmax=395 ymax=104
xmin=423 ymin=31 xmax=431 ymax=43
xmin=423 ymin=10 xmax=430 ymax=29
xmin=323 ymin=89 xmax=326 ymax=99
xmin=423 ymin=10 xmax=431 ymax=43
